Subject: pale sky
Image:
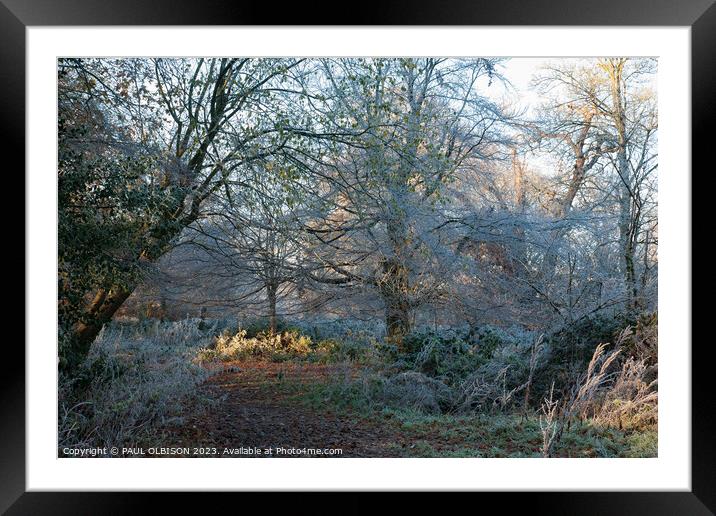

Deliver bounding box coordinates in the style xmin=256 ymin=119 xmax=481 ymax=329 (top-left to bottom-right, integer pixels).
xmin=491 ymin=57 xmax=547 ymax=116
xmin=482 ymin=58 xmax=556 ymax=175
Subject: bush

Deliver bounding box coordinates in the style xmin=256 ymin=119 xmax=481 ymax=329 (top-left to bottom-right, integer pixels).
xmin=383 ymin=371 xmax=454 ymax=414
xmin=393 ymin=326 xmax=540 ymax=410
xmin=400 ymin=326 xmax=520 ymax=380
xmin=198 ymin=328 xmax=312 ymax=362
xmin=301 ymin=325 xmax=543 ymax=416
xmin=239 ymin=317 xmax=298 ymax=338
xmin=197 ymin=317 xmax=389 ymax=365
xmin=625 ymin=430 xmax=658 ymax=457
xmin=534 ymin=312 xmax=636 ymax=397
xmin=549 ymin=313 xmax=633 ymax=358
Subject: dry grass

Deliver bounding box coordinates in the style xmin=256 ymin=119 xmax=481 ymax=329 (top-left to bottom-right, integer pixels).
xmin=58 ymin=319 xmax=212 ymax=455
xmin=539 ymin=327 xmax=658 ymax=456
xmin=591 ymin=358 xmax=658 ymax=430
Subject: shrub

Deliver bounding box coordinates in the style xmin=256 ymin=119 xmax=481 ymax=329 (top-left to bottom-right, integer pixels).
xmin=199 ymin=328 xmax=316 ymax=362
xmin=198 ymin=318 xmax=388 ymax=365
xmin=400 ymin=326 xmax=520 ymax=381
xmin=456 ymin=347 xmax=543 ymax=414
xmin=393 ymin=326 xmax=542 ymax=411
xmin=383 ymin=371 xmax=454 ymax=413
xmin=301 ymin=325 xmax=544 ymax=417
xmin=534 ymin=312 xmax=637 ymax=398
xmin=239 ymin=317 xmax=299 ymax=338
xmin=625 ymin=430 xmax=658 ymax=457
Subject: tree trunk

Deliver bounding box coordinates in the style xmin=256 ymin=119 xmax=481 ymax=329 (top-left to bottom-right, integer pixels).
xmin=616 ymin=145 xmax=638 ymax=311
xmin=381 ymin=257 xmax=411 ymax=347
xmin=62 ymin=215 xmax=189 ymax=374
xmin=511 ymin=149 xmax=528 ymax=274
xmin=607 ymin=59 xmax=638 ymax=311
xmin=540 ymin=112 xmax=595 ymax=281
xmin=63 ymin=286 xmax=131 ymax=373
xmin=266 ymin=282 xmax=278 ymax=334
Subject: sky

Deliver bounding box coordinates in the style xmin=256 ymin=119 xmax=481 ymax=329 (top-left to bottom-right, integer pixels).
xmin=488 ymin=57 xmax=548 ymax=117
xmin=500 ymin=58 xmax=545 ymax=105
xmin=480 ymin=58 xmax=557 ymax=175
xmin=485 ymin=57 xmax=657 ymax=176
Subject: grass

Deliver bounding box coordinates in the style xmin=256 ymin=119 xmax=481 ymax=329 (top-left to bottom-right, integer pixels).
xmin=281 ymin=371 xmax=657 ymax=458
xmin=58 ymin=319 xmax=214 ymax=455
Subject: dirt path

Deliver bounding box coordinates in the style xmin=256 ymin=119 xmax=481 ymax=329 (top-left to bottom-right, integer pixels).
xmin=166 ymin=360 xmax=408 ymax=457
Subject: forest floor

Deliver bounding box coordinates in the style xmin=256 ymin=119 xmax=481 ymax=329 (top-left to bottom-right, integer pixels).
xmin=163 ymin=360 xmax=416 ymax=457
xmin=60 ymin=321 xmax=657 ymax=459
xmin=158 ymin=359 xmax=650 ymax=458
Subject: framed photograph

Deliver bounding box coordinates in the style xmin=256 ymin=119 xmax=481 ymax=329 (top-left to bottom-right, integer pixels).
xmin=7 ymin=0 xmax=709 ymax=512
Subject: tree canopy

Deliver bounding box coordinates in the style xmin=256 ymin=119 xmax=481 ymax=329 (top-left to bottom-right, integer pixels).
xmin=58 ymin=57 xmax=657 ymax=373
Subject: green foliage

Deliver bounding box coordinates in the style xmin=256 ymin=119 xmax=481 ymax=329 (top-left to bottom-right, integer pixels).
xmin=239 ymin=317 xmax=297 ymax=339
xmin=536 ymin=312 xmax=637 ymax=396
xmin=398 ymin=326 xmax=519 ymax=384
xmin=624 ymin=430 xmax=658 ymax=457
xmin=547 ymin=313 xmax=634 ymax=363
xmin=57 ymin=88 xmax=181 ymax=370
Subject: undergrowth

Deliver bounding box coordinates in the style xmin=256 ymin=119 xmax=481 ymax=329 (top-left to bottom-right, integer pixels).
xmin=58 ymin=312 xmax=658 ymax=458
xmin=58 ymin=319 xmax=213 ymax=455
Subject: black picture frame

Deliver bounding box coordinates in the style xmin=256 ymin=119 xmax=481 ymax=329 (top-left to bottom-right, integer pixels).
xmin=4 ymin=1 xmax=709 ymax=513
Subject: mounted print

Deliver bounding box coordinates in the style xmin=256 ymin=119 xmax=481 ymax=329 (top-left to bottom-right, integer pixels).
xmin=57 ymin=56 xmax=658 ymax=460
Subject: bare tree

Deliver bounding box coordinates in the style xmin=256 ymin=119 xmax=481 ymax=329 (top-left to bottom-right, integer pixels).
xmin=292 ymin=58 xmax=510 ymax=344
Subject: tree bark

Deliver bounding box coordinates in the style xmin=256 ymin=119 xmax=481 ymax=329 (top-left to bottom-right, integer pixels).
xmin=382 ymin=257 xmax=411 ymax=346
xmin=511 ymin=149 xmax=528 ymax=273
xmin=380 ymin=179 xmax=413 ymax=347
xmin=606 ymin=59 xmax=638 ymax=310
xmin=63 ymin=287 xmax=132 ymax=373
xmin=266 ymin=282 xmax=278 ymax=334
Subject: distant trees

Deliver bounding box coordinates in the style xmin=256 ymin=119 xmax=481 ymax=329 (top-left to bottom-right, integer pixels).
xmin=527 ymin=58 xmax=658 ymax=314
xmin=182 ymin=163 xmax=309 ymax=333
